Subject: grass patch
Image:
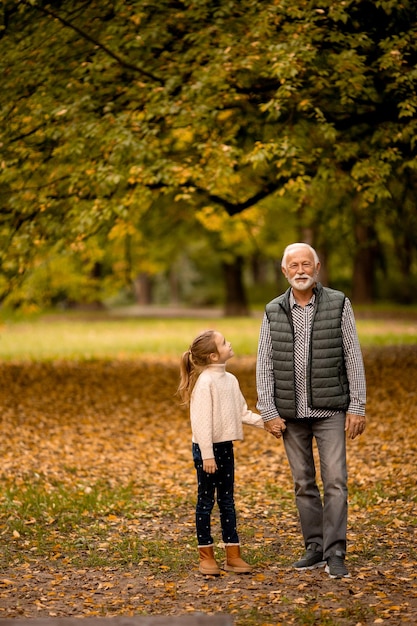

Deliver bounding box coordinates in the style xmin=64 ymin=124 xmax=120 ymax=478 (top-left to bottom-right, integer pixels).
xmin=0 ymin=477 xmax=194 ymax=572
xmin=0 ymin=312 xmax=415 ymax=361
xmin=235 ymin=607 xmax=279 ymax=626
xmin=68 ymin=537 xmax=193 ymax=572
xmin=2 ymin=479 xmax=139 ymax=527
xmin=0 ymin=317 xmax=261 ymax=360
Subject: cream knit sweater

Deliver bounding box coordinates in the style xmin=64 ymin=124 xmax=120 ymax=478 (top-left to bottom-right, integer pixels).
xmin=190 ymin=364 xmax=264 ymax=460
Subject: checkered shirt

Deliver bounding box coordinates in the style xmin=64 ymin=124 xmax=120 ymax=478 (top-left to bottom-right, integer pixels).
xmin=256 ymin=291 xmax=366 ymax=421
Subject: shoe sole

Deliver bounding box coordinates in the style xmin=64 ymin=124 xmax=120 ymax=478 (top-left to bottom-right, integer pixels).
xmin=325 ymin=565 xmax=350 ymax=579
xmin=223 ymin=565 xmax=252 ymax=573
xmin=199 ymin=567 xmax=220 ymax=575
xmin=294 ymin=560 xmax=326 ymax=571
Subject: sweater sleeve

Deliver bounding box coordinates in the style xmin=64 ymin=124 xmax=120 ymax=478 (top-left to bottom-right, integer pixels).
xmin=235 ymin=379 xmax=264 ymax=429
xmin=240 ymin=395 xmax=264 ymax=429
xmin=190 ymin=380 xmax=215 ymax=460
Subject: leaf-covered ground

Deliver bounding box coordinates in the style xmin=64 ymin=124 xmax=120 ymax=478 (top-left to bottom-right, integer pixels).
xmin=0 ymin=346 xmax=416 ymax=625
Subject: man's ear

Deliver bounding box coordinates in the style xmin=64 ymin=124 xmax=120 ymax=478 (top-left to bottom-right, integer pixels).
xmin=281 ymin=266 xmax=288 ymax=278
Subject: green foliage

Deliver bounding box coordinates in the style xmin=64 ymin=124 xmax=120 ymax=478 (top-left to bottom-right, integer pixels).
xmin=0 ymin=0 xmax=416 ymax=308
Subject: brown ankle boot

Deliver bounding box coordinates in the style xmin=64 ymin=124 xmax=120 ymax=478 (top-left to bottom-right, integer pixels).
xmin=224 ymin=544 xmax=252 ymax=573
xmin=198 ymin=545 xmax=220 ymax=575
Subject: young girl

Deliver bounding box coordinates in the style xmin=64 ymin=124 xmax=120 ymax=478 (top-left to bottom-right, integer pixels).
xmin=178 ymin=329 xmax=264 ymax=576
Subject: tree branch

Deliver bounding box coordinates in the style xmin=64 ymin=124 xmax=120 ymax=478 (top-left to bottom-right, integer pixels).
xmin=9 ymin=123 xmax=47 ymax=143
xmin=146 ymin=178 xmax=284 ymax=216
xmin=193 ymin=180 xmax=283 ymax=216
xmin=22 ymin=1 xmax=164 ymax=85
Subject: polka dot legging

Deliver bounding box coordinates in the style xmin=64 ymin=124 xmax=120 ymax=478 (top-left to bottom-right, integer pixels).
xmin=192 ymin=441 xmax=239 ymax=546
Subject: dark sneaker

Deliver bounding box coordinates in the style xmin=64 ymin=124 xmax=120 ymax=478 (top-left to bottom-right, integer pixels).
xmin=325 ymin=551 xmax=350 ymax=579
xmin=293 ymin=543 xmax=326 ymax=570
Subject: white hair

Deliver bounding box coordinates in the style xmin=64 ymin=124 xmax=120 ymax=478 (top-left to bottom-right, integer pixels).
xmin=281 ymin=243 xmax=320 ymax=268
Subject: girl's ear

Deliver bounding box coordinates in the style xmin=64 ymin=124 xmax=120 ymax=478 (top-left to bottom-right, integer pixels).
xmin=209 ymin=352 xmax=218 ymax=363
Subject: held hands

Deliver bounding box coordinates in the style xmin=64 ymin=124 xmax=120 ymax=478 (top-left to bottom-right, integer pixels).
xmin=203 ymin=458 xmax=218 ymax=473
xmin=264 ymin=414 xmax=365 ymax=440
xmin=264 ymin=417 xmax=287 ymax=439
xmin=345 ymin=413 xmax=366 ymax=440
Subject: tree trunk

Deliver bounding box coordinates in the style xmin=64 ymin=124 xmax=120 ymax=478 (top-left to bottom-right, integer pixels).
xmin=351 ymin=223 xmax=377 ymax=304
xmin=133 ymin=273 xmax=153 ymax=305
xmin=299 ymin=224 xmax=329 ymax=286
xmin=222 ymin=256 xmax=250 ymax=316
xmin=169 ymin=268 xmax=180 ymax=305
xmin=315 ymin=246 xmax=329 ymax=287
xmin=250 ymin=253 xmax=265 ymax=283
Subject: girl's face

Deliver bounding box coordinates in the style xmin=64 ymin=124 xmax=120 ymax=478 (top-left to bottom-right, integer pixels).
xmin=212 ymin=332 xmax=234 ymax=364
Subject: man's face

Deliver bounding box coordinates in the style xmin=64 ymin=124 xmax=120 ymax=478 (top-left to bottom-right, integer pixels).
xmin=282 ymin=247 xmax=320 ymax=292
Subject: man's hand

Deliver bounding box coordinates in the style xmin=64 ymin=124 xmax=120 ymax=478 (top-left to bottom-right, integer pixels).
xmin=264 ymin=417 xmax=287 ymax=439
xmin=345 ymin=413 xmax=366 ymax=440
xmin=203 ymin=458 xmax=217 ymax=473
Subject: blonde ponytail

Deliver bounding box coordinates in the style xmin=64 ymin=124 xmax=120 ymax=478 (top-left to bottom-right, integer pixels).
xmin=177 ymin=330 xmax=218 ymax=404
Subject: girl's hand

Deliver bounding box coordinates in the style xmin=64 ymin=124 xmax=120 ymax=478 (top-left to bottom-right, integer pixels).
xmin=203 ymin=458 xmax=217 ymax=473
xmin=265 ymin=417 xmax=287 ymax=439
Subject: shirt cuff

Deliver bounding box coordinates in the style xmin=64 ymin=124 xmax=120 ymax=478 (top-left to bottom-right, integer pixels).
xmin=261 ymin=410 xmax=281 ymax=422
xmin=347 ymin=403 xmax=366 ymax=416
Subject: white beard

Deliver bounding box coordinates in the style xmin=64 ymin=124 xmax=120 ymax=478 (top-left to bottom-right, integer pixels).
xmin=287 ymin=273 xmax=317 ymax=291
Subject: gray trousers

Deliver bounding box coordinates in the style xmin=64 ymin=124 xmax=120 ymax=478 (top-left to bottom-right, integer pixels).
xmin=283 ymin=412 xmax=348 ymax=559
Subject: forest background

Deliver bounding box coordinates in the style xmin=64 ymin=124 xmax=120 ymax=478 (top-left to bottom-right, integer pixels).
xmin=1 ymin=0 xmax=417 ymax=317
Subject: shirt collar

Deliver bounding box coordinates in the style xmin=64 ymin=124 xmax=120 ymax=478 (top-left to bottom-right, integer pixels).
xmin=290 ymin=289 xmax=316 ymax=308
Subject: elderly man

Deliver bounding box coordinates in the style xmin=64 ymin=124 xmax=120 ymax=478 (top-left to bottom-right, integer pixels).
xmin=256 ymin=242 xmax=366 ymax=579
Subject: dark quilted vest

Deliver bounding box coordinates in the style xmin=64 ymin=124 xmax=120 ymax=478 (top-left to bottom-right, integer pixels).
xmin=265 ymin=283 xmax=350 ymax=419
